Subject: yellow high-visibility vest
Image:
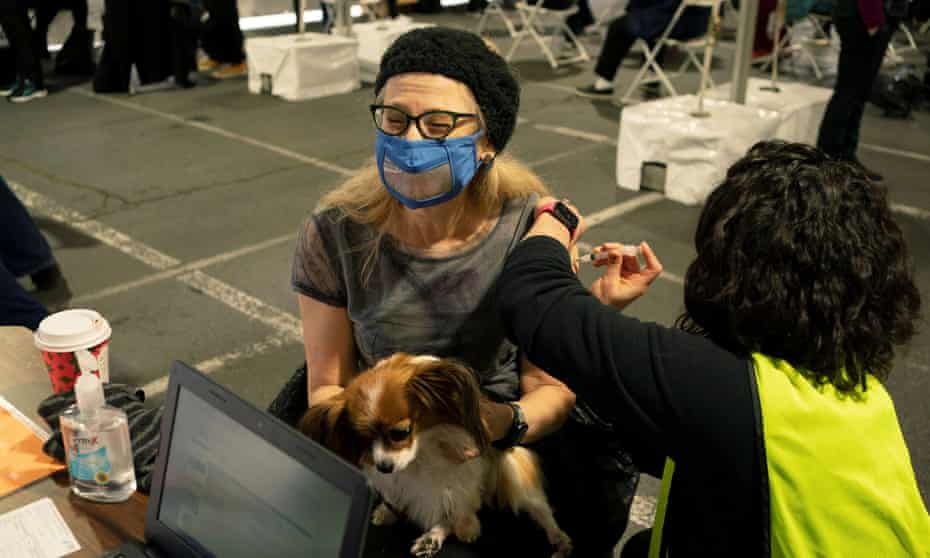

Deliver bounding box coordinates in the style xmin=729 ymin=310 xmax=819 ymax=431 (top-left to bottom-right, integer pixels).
xmin=649 ymin=353 xmax=930 ymax=557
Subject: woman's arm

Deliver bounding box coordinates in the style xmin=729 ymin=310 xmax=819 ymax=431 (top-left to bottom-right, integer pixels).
xmin=497 ymin=234 xmax=752 ymax=460
xmin=298 ymin=294 xmax=357 ymax=406
xmin=481 ymin=356 xmax=576 ymax=445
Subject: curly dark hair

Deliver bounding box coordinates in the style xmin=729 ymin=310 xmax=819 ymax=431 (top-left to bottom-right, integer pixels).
xmin=676 ymin=141 xmax=921 ymax=393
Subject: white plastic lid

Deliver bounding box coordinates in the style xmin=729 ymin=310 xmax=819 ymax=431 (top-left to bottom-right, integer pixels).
xmin=34 ymin=309 xmax=112 ymax=352
xmin=75 ymin=371 xmax=105 ymax=416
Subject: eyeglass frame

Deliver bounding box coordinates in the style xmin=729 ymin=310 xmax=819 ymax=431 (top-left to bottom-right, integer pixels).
xmin=369 ymin=104 xmax=479 ymax=140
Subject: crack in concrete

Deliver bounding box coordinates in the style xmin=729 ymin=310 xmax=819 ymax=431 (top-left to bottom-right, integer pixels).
xmin=85 ymin=163 xmax=305 ymax=219
xmin=0 ymin=154 xmax=131 ymax=212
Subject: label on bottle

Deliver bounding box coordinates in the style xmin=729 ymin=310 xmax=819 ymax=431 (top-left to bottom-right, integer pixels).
xmin=68 ymin=436 xmax=113 ymax=484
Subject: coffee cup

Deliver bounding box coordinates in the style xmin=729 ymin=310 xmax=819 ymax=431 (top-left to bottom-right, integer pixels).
xmin=34 ymin=309 xmax=112 ymax=394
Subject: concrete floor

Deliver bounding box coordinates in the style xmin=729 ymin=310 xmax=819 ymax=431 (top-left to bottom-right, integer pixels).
xmin=9 ymin=4 xmax=930 ymax=554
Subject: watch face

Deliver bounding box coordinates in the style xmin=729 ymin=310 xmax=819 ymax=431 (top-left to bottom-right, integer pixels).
xmin=554 ymin=202 xmax=579 ymax=231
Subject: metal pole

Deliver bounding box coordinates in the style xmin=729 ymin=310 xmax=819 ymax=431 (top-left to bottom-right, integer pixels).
xmin=297 ymin=0 xmax=306 ymax=34
xmin=730 ymin=0 xmax=759 ymax=104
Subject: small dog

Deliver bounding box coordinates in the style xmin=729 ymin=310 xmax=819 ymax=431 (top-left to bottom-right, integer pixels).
xmin=300 ymin=353 xmax=572 ymax=558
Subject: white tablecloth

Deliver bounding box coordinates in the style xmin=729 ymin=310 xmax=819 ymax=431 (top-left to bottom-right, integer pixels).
xmin=617 ymin=94 xmax=781 ymax=205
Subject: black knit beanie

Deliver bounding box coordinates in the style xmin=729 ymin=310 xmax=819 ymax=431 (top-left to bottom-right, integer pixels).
xmin=374 ymin=27 xmax=520 ymax=152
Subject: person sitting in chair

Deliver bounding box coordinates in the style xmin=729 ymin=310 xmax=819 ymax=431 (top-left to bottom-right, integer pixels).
xmin=574 ymin=0 xmax=711 ymax=98
xmin=285 ymin=27 xmax=637 ymax=558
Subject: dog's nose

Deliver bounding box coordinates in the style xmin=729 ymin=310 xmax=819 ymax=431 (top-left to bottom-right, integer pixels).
xmin=376 ymin=460 xmax=394 ymax=474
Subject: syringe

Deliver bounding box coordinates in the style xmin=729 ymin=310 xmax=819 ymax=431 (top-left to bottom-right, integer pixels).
xmin=576 ymin=244 xmax=640 ymax=265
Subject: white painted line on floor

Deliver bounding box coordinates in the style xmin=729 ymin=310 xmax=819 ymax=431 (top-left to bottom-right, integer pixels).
xmin=69 ymin=88 xmax=355 ymax=178
xmin=177 ymin=270 xmax=303 ymax=340
xmin=141 ymin=332 xmax=297 ymax=397
xmin=73 ymin=233 xmax=295 ymax=304
xmin=533 ymin=124 xmax=618 ymax=146
xmin=891 ymin=203 xmax=930 ymax=221
xmin=13 ymin=181 xmax=303 ymax=377
xmin=629 ymin=495 xmax=657 ymax=528
xmin=586 ymin=193 xmax=664 ymax=227
xmin=861 ymin=143 xmax=930 ymax=164
xmin=527 ymin=143 xmax=603 ymax=168
xmin=527 ymin=81 xmax=584 ymax=95
xmin=9 ymin=181 xmax=181 ymax=270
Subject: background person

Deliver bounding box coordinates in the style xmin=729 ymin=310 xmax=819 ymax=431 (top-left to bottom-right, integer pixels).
xmin=816 ymin=0 xmax=909 ymax=181
xmin=0 ymin=176 xmax=72 ymax=329
xmin=0 ymin=0 xmax=48 ymax=102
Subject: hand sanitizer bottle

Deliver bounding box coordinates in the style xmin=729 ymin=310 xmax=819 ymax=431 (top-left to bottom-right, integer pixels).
xmin=60 ymin=371 xmax=137 ymax=502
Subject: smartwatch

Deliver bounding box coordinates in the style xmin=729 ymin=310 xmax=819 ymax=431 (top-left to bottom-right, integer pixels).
xmin=534 ymin=200 xmax=579 ymax=241
xmin=493 ymin=402 xmax=529 ymax=450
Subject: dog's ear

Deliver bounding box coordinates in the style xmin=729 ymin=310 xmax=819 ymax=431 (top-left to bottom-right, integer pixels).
xmin=299 ymin=394 xmax=363 ymax=463
xmin=407 ymin=359 xmax=490 ymax=453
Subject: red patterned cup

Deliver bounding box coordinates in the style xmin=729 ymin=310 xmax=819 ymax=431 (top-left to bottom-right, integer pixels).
xmin=34 ymin=309 xmax=112 ymax=394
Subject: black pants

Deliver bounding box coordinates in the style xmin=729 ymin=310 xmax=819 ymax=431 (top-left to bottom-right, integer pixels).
xmin=0 ymin=176 xmax=51 ymax=330
xmin=0 ymin=0 xmax=44 ymax=86
xmin=566 ymin=0 xmax=594 ymax=35
xmin=595 ymin=14 xmax=664 ymax=82
xmin=202 ymin=0 xmax=244 ymax=64
xmin=816 ymin=15 xmax=898 ymax=160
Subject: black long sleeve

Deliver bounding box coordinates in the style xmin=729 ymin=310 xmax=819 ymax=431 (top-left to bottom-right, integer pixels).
xmin=497 ymin=236 xmax=754 ymax=467
xmin=498 ymin=236 xmax=770 ymax=555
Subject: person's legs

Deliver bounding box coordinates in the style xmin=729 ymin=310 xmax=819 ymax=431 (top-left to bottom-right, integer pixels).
xmin=0 ymin=177 xmax=55 ymax=279
xmin=202 ymin=0 xmax=245 ymax=65
xmin=0 ymin=0 xmax=45 ymax=91
xmin=817 ymin=13 xmax=888 ymax=159
xmin=0 ymin=259 xmax=49 ymax=331
xmin=71 ymin=0 xmax=89 ymax=29
xmin=34 ymin=0 xmax=60 ymax=59
xmin=594 ymin=14 xmax=639 ymax=81
xmin=816 ymin=15 xmax=872 ymax=160
xmin=843 ymin=18 xmax=897 ymax=158
xmin=566 ymin=0 xmax=595 ymax=36
xmin=0 ymin=176 xmax=54 ymax=329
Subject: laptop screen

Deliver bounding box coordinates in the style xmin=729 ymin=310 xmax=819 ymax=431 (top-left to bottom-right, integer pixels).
xmin=156 ymin=387 xmax=353 ymax=558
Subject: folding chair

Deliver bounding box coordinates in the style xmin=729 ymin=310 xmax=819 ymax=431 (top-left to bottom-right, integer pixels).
xmin=621 ymin=0 xmax=724 ymax=104
xmin=505 ymin=0 xmax=591 ymax=69
xmin=755 ymin=9 xmax=834 ymax=80
xmin=886 ymin=22 xmax=919 ymax=63
xmin=476 ymin=0 xmax=519 ymax=37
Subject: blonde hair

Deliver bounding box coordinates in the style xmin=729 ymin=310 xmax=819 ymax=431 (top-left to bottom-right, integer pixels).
xmin=317 ymin=154 xmax=549 ymax=281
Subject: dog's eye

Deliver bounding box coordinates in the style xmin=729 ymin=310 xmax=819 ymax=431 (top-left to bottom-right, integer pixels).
xmin=388 ymin=427 xmax=411 ymax=442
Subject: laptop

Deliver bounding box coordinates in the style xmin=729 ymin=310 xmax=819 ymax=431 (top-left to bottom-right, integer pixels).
xmin=105 ymin=361 xmax=373 ymax=558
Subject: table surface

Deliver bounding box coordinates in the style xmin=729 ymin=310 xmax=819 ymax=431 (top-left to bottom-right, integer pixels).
xmin=0 ymin=326 xmax=148 ymax=557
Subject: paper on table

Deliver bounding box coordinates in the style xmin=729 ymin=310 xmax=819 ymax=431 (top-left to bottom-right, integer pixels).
xmin=0 ymin=497 xmax=80 ymax=558
xmin=0 ymin=395 xmax=64 ymax=498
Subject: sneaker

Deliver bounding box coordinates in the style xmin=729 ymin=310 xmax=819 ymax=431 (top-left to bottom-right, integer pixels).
xmin=575 ymin=83 xmax=614 ymax=99
xmin=211 ymin=62 xmax=247 ymax=80
xmin=8 ymin=80 xmax=48 ymax=103
xmin=197 ymin=56 xmax=221 ymax=72
xmin=1 ymin=77 xmax=21 ymax=97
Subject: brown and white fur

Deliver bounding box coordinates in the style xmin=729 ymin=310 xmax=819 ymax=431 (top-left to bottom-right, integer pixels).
xmin=300 ymin=353 xmax=572 ymax=558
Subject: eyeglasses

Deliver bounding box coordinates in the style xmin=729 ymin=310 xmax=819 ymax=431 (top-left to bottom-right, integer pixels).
xmin=370 ymin=104 xmax=478 ymax=140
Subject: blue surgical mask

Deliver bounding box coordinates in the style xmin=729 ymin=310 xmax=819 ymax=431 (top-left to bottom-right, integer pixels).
xmin=375 ymin=129 xmax=488 ymax=209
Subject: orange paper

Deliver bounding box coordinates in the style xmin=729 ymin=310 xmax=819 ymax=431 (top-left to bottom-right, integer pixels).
xmin=0 ymin=403 xmax=64 ymax=498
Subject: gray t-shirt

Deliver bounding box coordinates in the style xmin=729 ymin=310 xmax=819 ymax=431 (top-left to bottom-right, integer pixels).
xmin=292 ymin=194 xmax=537 ymax=402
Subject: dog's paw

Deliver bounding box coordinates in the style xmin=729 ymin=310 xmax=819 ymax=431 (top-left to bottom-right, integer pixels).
xmin=452 ymin=514 xmax=481 ymax=543
xmin=371 ymin=503 xmax=398 ymax=526
xmin=548 ymin=530 xmax=572 ymax=558
xmin=411 ymin=528 xmax=446 ymax=558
